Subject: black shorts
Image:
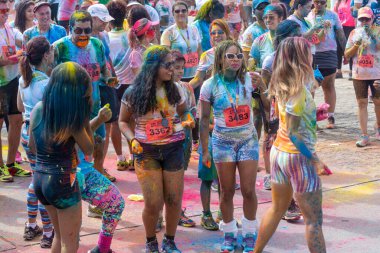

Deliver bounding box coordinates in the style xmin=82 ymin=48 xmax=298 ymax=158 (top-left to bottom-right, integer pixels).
xmin=318 ymin=68 xmax=337 ymax=78
xmin=100 ymin=85 xmax=118 ymax=123
xmin=134 ymin=140 xmax=185 ymax=172
xmin=0 ymin=77 xmax=21 ymax=118
xmin=33 ymin=171 xmax=81 ymax=209
xmin=115 ymin=84 xmax=130 ymax=112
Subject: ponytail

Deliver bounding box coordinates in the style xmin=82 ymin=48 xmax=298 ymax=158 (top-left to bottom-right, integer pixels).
xmin=128 ymin=28 xmax=141 ymax=49
xmin=19 ymin=53 xmax=33 ymax=87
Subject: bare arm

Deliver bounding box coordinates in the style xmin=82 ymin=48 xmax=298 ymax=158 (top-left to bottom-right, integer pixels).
xmin=17 ymin=90 xmax=25 ymax=113
xmin=189 ymin=70 xmax=206 ymax=90
xmin=335 ymin=28 xmax=347 ymax=52
xmin=119 ymin=102 xmax=135 ymax=143
xmin=72 ymin=124 xmax=94 ymax=156
xmin=200 ymin=100 xmax=211 ymax=156
xmin=344 ymin=43 xmax=360 ymax=59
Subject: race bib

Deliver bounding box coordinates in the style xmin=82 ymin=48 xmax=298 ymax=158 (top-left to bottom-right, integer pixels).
xmin=309 ymin=34 xmax=320 ymax=45
xmin=184 ymin=52 xmax=198 ymax=68
xmin=358 ymin=54 xmax=374 ymax=68
xmin=83 ymin=63 xmax=101 ymax=81
xmin=223 ymin=105 xmax=250 ymax=127
xmin=2 ymin=45 xmax=16 ymax=58
xmin=145 ymin=118 xmax=173 ymax=141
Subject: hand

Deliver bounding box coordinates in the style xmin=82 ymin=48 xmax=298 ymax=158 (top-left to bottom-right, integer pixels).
xmin=312 ymin=158 xmax=332 ymax=176
xmin=354 ymin=38 xmax=362 ymax=46
xmin=249 ymin=72 xmax=266 ymax=91
xmin=202 ymin=150 xmax=212 ymax=168
xmin=131 ymin=139 xmax=143 ymax=154
xmin=181 ymin=113 xmax=195 ymax=128
xmin=106 ymin=77 xmax=118 ymax=87
xmin=98 ymin=104 xmax=112 ymax=123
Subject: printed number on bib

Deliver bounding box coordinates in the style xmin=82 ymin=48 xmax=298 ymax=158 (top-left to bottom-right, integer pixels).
xmin=184 ymin=52 xmax=198 ymax=68
xmin=358 ymin=54 xmax=374 ymax=68
xmin=2 ymin=45 xmax=16 ymax=58
xmin=83 ymin=63 xmax=101 ymax=81
xmin=223 ymin=105 xmax=250 ymax=127
xmin=145 ymin=118 xmax=173 ymax=141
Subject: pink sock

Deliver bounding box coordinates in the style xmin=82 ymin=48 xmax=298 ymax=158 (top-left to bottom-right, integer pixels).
xmin=98 ymin=233 xmax=112 ymax=253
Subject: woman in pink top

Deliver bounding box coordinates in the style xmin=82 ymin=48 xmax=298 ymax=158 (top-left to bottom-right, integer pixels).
xmin=334 ymin=0 xmax=356 ymax=78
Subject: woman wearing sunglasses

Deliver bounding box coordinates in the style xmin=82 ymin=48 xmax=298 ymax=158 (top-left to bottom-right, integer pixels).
xmin=344 ymin=7 xmax=380 ymax=147
xmin=200 ymin=41 xmax=260 ymax=253
xmin=307 ymin=0 xmax=346 ymax=129
xmin=119 ymin=46 xmax=193 ymax=253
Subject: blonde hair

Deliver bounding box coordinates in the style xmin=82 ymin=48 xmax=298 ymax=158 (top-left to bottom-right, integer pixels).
xmin=269 ymin=37 xmax=313 ymax=104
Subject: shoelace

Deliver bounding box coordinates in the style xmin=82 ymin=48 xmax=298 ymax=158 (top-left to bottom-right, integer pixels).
xmin=164 ymin=239 xmax=179 ymax=251
xmin=243 ymin=235 xmax=256 ymax=247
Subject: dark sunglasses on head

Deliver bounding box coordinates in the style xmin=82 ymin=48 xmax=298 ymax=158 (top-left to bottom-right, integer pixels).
xmin=174 ymin=9 xmax=187 ymax=14
xmin=210 ymin=30 xmax=225 ymax=35
xmin=314 ymin=1 xmax=326 ymax=5
xmin=225 ymin=53 xmax=244 ymax=60
xmin=73 ymin=27 xmax=92 ymax=34
xmin=161 ymin=61 xmax=175 ymax=69
xmin=358 ymin=17 xmax=371 ymax=22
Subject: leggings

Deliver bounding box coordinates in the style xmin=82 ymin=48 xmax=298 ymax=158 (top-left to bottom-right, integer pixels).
xmin=337 ymin=26 xmax=354 ymax=70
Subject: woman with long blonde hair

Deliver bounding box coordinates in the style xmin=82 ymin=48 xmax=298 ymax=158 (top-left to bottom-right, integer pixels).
xmin=254 ymin=37 xmax=326 ymax=253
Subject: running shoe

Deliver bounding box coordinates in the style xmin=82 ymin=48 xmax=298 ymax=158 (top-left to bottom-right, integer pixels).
xmin=220 ymin=233 xmax=237 ymax=253
xmin=326 ymin=116 xmax=335 ymax=129
xmin=263 ymin=174 xmax=271 ymax=190
xmin=211 ymin=181 xmax=219 ymax=192
xmin=178 ymin=208 xmax=195 ymax=227
xmin=87 ymin=205 xmax=103 ymax=218
xmin=242 ymin=233 xmax=257 ymax=253
xmin=88 ymin=245 xmax=114 ymax=253
xmin=15 ymin=151 xmax=23 ymax=164
xmin=348 ymin=71 xmax=353 ymax=80
xmin=116 ymin=160 xmax=128 ymax=171
xmin=375 ymin=127 xmax=380 ymax=141
xmin=127 ymin=159 xmax=135 ymax=171
xmin=162 ymin=236 xmax=181 ymax=253
xmin=282 ymin=200 xmax=301 ymax=221
xmin=215 ymin=210 xmax=223 ymax=224
xmin=335 ymin=72 xmax=343 ymax=79
xmin=192 ymin=140 xmax=199 ymax=151
xmin=145 ymin=239 xmax=160 ymax=253
xmin=40 ymin=230 xmax=54 ymax=248
xmin=23 ymin=223 xmax=42 ymax=240
xmin=156 ymin=215 xmax=164 ymax=233
xmin=0 ymin=165 xmax=13 ymax=182
xmin=8 ymin=162 xmax=31 ymax=177
xmin=201 ymin=212 xmax=219 ymax=231
xmin=102 ymin=169 xmax=116 ymax=182
xmin=235 ymin=183 xmax=240 ymax=190
xmin=356 ymin=135 xmax=370 ymax=148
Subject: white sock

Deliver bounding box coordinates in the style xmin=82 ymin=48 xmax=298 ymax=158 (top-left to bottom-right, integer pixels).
xmin=241 ymin=216 xmax=258 ymax=237
xmin=328 ymin=112 xmax=334 ymax=117
xmin=26 ymin=222 xmax=37 ymax=229
xmin=43 ymin=230 xmax=53 ymax=238
xmin=117 ymin=155 xmax=125 ymax=162
xmin=219 ymin=219 xmax=238 ymax=237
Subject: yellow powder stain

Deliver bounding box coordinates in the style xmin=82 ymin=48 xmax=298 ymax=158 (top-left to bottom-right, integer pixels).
xmin=72 ymin=12 xmax=87 ymax=19
xmin=345 ymin=183 xmax=377 ymax=196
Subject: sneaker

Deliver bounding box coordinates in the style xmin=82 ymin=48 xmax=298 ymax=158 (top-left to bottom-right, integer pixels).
xmin=235 ymin=183 xmax=240 ymax=190
xmin=348 ymin=71 xmax=353 ymax=80
xmin=282 ymin=199 xmax=301 ymax=221
xmin=23 ymin=223 xmax=42 ymax=240
xmin=263 ymin=174 xmax=271 ymax=190
xmin=8 ymin=162 xmax=31 ymax=177
xmin=116 ymin=160 xmax=128 ymax=171
xmin=215 ymin=210 xmax=223 ymax=224
xmin=88 ymin=245 xmax=113 ymax=253
xmin=87 ymin=205 xmax=103 ymax=218
xmin=127 ymin=159 xmax=135 ymax=171
xmin=192 ymin=141 xmax=199 ymax=152
xmin=102 ymin=169 xmax=116 ymax=182
xmin=155 ymin=215 xmax=164 ymax=233
xmin=335 ymin=72 xmax=343 ymax=79
xmin=242 ymin=233 xmax=257 ymax=253
xmin=326 ymin=116 xmax=335 ymax=129
xmin=220 ymin=233 xmax=237 ymax=253
xmin=162 ymin=237 xmax=181 ymax=253
xmin=0 ymin=165 xmax=14 ymax=182
xmin=178 ymin=208 xmax=195 ymax=227
xmin=146 ymin=238 xmax=160 ymax=253
xmin=15 ymin=151 xmax=23 ymax=164
xmin=375 ymin=127 xmax=380 ymax=141
xmin=40 ymin=230 xmax=54 ymax=248
xmin=201 ymin=212 xmax=219 ymax=231
xmin=356 ymin=135 xmax=370 ymax=148
xmin=211 ymin=181 xmax=219 ymax=192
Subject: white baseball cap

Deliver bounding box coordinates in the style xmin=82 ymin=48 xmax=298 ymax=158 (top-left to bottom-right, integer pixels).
xmin=88 ymin=4 xmax=114 ymax=22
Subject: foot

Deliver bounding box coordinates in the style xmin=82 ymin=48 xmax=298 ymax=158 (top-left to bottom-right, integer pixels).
xmin=116 ymin=160 xmax=128 ymax=171
xmin=8 ymin=162 xmax=31 ymax=177
xmin=375 ymin=126 xmax=380 ymax=141
xmin=348 ymin=71 xmax=352 ymax=80
xmin=220 ymin=233 xmax=237 ymax=253
xmin=282 ymin=200 xmax=301 ymax=221
xmin=326 ymin=116 xmax=335 ymax=129
xmin=88 ymin=245 xmax=114 ymax=253
xmin=145 ymin=239 xmax=160 ymax=253
xmin=234 ymin=183 xmax=240 ymax=190
xmin=335 ymin=71 xmax=343 ymax=79
xmin=242 ymin=233 xmax=257 ymax=253
xmin=211 ymin=181 xmax=219 ymax=192
xmin=201 ymin=212 xmax=219 ymax=231
xmin=87 ymin=205 xmax=103 ymax=218
xmin=162 ymin=236 xmax=181 ymax=253
xmin=356 ymin=135 xmax=370 ymax=147
xmin=23 ymin=223 xmax=42 ymax=241
xmin=178 ymin=208 xmax=195 ymax=227
xmin=102 ymin=169 xmax=116 ymax=182
xmin=263 ymin=174 xmax=271 ymax=190
xmin=0 ymin=165 xmax=14 ymax=182
xmin=155 ymin=215 xmax=164 ymax=233
xmin=40 ymin=230 xmax=54 ymax=248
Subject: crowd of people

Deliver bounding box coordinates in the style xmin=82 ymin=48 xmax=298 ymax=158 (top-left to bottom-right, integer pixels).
xmin=0 ymin=0 xmax=379 ymax=252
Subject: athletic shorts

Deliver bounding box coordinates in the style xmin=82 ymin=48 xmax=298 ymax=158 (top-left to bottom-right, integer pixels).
xmin=318 ymin=68 xmax=336 ymax=78
xmin=33 ymin=171 xmax=81 ymax=209
xmin=134 ymin=140 xmax=184 ymax=172
xmin=270 ymin=147 xmax=321 ymax=193
xmin=353 ymin=79 xmax=380 ymax=100
xmin=212 ymin=130 xmax=259 ymax=163
xmin=99 ymin=85 xmax=118 ymax=123
xmin=0 ymin=77 xmax=21 ymax=118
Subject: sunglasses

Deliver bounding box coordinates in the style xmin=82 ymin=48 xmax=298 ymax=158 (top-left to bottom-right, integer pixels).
xmin=174 ymin=9 xmax=187 ymax=14
xmin=225 ymin=53 xmax=244 ymax=60
xmin=210 ymin=30 xmax=224 ymax=36
xmin=358 ymin=17 xmax=371 ymax=22
xmin=73 ymin=27 xmax=92 ymax=34
xmin=314 ymin=1 xmax=326 ymax=5
xmin=161 ymin=61 xmax=175 ymax=69
xmin=0 ymin=8 xmax=9 ymax=14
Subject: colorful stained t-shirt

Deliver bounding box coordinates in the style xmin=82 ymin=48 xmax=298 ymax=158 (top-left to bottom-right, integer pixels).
xmin=222 ymin=0 xmax=242 ymax=23
xmin=197 ymin=47 xmax=214 ymax=77
xmin=287 ymin=14 xmax=316 ymax=54
xmin=19 ymin=70 xmax=49 ymax=121
xmin=274 ymin=86 xmax=317 ymax=154
xmin=249 ymin=32 xmax=274 ymax=68
xmin=193 ymin=19 xmax=211 ymax=52
xmin=23 ymin=24 xmax=67 ymax=45
xmin=307 ymin=10 xmax=343 ymax=52
xmin=161 ymin=24 xmax=201 ymax=79
xmin=155 ymin=0 xmax=174 ymax=32
xmin=335 ymin=0 xmax=356 ymax=27
xmin=108 ymin=28 xmax=132 ymax=85
xmin=0 ymin=24 xmax=20 ymax=87
xmin=240 ymin=22 xmax=267 ymax=52
xmin=122 ymin=83 xmax=186 ymax=145
xmin=199 ymin=73 xmax=257 ymax=139
xmin=346 ymin=26 xmax=380 ymax=80
xmin=371 ymin=1 xmax=380 ymax=26
xmin=54 ymin=36 xmax=107 ymax=117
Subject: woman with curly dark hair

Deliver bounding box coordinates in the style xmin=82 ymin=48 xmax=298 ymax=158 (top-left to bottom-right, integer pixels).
xmin=119 ymin=45 xmax=193 ymax=253
xmin=13 ymin=0 xmax=35 ymax=33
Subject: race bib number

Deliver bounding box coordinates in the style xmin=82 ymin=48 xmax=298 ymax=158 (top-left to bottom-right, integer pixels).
xmin=358 ymin=54 xmax=374 ymax=68
xmin=309 ymin=34 xmax=320 ymax=45
xmin=145 ymin=118 xmax=173 ymax=141
xmin=223 ymin=105 xmax=250 ymax=127
xmin=83 ymin=63 xmax=101 ymax=81
xmin=184 ymin=52 xmax=198 ymax=68
xmin=2 ymin=45 xmax=16 ymax=58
